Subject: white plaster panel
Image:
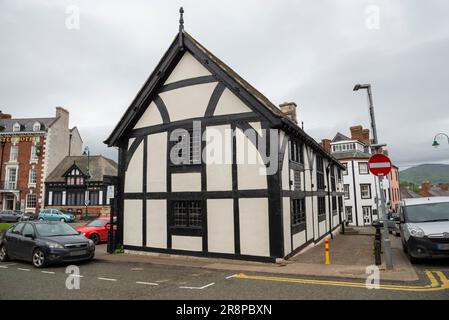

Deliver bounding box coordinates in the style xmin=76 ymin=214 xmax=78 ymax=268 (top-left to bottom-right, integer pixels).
xmin=147 ymin=132 xmax=167 ymax=192
xmin=207 ymin=199 xmax=234 ymax=254
xmin=171 ymin=172 xmax=201 ymax=192
xmin=123 ymin=200 xmax=142 ymax=247
xmin=146 ymin=200 xmax=167 ymax=248
xmin=124 ymin=141 xmax=143 ymax=193
xmin=283 ymin=197 xmax=292 ymax=256
xmin=205 ymin=125 xmax=232 ymax=191
xmin=293 ymin=231 xmax=306 ymax=249
xmin=133 ymin=102 xmax=163 ymax=129
xmin=319 ymin=220 xmax=326 ymax=238
xmin=281 ymin=133 xmax=290 ymax=191
xmin=236 ymin=128 xmax=267 ymax=190
xmin=164 ymin=51 xmax=212 ymax=84
xmin=239 ymin=198 xmax=270 ymax=257
xmin=159 ymin=82 xmax=217 ymax=122
xmin=172 ymin=236 xmax=202 ymax=252
xmin=213 ymin=88 xmax=252 ymax=116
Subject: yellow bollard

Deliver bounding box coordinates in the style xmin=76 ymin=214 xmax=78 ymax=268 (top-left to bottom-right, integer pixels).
xmin=325 ymin=237 xmax=330 ymax=265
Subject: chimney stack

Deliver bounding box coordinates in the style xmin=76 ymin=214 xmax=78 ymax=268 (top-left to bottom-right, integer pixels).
xmin=350 ymin=125 xmax=370 ymax=145
xmin=279 ymin=102 xmax=298 ymax=124
xmin=320 ymin=139 xmax=331 ymax=153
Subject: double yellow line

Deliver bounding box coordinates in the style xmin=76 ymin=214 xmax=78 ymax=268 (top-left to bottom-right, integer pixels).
xmin=234 ymin=271 xmax=449 ymax=292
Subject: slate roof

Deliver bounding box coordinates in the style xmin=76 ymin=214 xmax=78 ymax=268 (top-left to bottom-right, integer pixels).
xmin=0 ymin=117 xmax=58 ymax=133
xmin=428 ymin=187 xmax=449 ymax=197
xmin=332 ymin=150 xmax=372 ymax=160
xmin=105 ymin=30 xmax=345 ymax=169
xmin=46 ymin=156 xmax=118 ymax=183
xmin=332 ymin=132 xmax=351 ymax=142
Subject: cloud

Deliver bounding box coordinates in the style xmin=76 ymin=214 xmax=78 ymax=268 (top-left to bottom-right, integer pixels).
xmin=1 ymin=0 xmax=448 ymax=169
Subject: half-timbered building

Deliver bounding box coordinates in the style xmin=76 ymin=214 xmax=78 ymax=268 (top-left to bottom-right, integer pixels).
xmin=105 ymin=10 xmax=345 ymax=262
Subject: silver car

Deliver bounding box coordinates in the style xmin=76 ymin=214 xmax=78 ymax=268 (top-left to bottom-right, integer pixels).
xmin=398 ymin=197 xmax=449 ymax=263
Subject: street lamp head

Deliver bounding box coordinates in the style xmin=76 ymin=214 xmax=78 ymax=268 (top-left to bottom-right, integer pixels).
xmin=83 ymin=146 xmax=90 ymax=156
xmin=353 ymin=84 xmax=370 ymax=91
xmin=432 ymin=140 xmax=440 ymax=148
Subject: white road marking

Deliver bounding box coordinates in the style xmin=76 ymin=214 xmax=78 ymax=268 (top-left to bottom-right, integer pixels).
xmin=4 ymin=263 xmax=17 ymax=266
xmin=226 ymin=274 xmax=238 ymax=279
xmin=0 ymin=265 xmax=8 ymax=269
xmin=17 ymin=268 xmax=30 ymax=272
xmin=156 ymin=279 xmax=169 ymax=283
xmin=71 ymin=274 xmax=84 ymax=278
xmin=131 ymin=268 xmax=143 ymax=271
xmin=179 ymin=282 xmax=215 ymax=290
xmin=98 ymin=277 xmax=117 ymax=282
xmin=136 ymin=281 xmax=159 ymax=286
xmin=41 ymin=271 xmax=55 ymax=274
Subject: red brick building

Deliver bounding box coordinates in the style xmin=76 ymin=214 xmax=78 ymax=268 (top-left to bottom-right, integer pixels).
xmin=0 ymin=107 xmax=82 ymax=213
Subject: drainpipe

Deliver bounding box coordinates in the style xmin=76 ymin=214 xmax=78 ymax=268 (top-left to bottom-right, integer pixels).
xmin=326 ymin=165 xmax=333 ymax=239
xmin=68 ymin=133 xmax=72 ymax=156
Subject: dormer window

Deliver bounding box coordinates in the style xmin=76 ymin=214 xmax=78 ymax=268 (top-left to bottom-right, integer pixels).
xmin=12 ymin=122 xmax=21 ymax=132
xmin=33 ymin=122 xmax=41 ymax=132
xmin=66 ymin=167 xmax=85 ymax=186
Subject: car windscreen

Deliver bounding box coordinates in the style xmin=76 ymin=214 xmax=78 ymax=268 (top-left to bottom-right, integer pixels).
xmin=35 ymin=223 xmax=79 ymax=237
xmin=86 ymin=219 xmax=108 ymax=227
xmin=404 ymin=202 xmax=449 ymax=223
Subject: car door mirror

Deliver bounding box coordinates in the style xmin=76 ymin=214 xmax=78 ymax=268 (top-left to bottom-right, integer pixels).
xmin=105 ymin=223 xmax=111 ymax=230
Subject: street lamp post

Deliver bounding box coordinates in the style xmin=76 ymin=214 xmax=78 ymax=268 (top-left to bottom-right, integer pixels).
xmin=353 ymin=83 xmax=393 ymax=270
xmin=432 ymin=133 xmax=449 ymax=148
xmin=83 ymin=147 xmax=90 ymax=221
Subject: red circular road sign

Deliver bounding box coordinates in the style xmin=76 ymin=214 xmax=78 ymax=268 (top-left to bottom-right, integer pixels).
xmin=368 ymin=153 xmax=392 ymax=176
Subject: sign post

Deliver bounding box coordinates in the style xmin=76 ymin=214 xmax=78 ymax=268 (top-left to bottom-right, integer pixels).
xmin=368 ymin=153 xmax=393 ymax=270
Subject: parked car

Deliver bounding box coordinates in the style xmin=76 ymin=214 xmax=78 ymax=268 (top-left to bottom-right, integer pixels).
xmin=0 ymin=221 xmax=95 ymax=267
xmin=37 ymin=208 xmax=75 ymax=222
xmin=75 ymin=217 xmax=114 ymax=244
xmin=397 ymin=197 xmax=449 ymax=263
xmin=0 ymin=210 xmax=31 ymax=222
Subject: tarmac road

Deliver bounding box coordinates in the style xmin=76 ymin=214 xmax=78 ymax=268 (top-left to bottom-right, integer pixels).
xmin=1 ymin=245 xmax=448 ymax=300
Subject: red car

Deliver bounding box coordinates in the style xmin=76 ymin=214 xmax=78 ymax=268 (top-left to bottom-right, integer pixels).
xmin=75 ymin=217 xmax=113 ymax=244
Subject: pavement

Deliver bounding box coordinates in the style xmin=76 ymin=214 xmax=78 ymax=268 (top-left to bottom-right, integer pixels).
xmin=95 ymin=227 xmax=419 ymax=282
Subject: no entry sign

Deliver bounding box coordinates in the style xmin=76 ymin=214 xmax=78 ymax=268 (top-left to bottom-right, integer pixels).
xmin=368 ymin=153 xmax=392 ymax=176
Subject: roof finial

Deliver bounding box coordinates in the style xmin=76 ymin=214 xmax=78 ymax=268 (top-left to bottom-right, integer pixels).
xmin=179 ymin=7 xmax=184 ymax=32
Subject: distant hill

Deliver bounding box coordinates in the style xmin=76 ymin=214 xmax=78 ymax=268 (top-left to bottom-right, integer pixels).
xmin=400 ymin=164 xmax=449 ymax=184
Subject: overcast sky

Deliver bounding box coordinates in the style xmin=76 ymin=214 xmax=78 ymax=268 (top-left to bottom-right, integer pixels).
xmin=1 ymin=0 xmax=449 ymax=170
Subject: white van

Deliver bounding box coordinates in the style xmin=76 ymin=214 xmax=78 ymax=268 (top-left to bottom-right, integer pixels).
xmin=398 ymin=197 xmax=449 ymax=263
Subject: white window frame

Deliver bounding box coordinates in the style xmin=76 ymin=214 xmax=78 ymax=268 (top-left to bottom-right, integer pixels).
xmin=10 ymin=145 xmax=18 ymax=161
xmin=29 ymin=168 xmax=37 ymax=185
xmin=5 ymin=166 xmax=18 ymax=189
xmin=359 ymin=162 xmax=369 ymax=174
xmin=33 ymin=122 xmax=41 ymax=132
xmin=12 ymin=122 xmax=21 ymax=132
xmin=360 ymin=184 xmax=372 ymax=199
xmin=30 ymin=144 xmax=39 ymax=161
xmin=26 ymin=193 xmax=37 ymax=209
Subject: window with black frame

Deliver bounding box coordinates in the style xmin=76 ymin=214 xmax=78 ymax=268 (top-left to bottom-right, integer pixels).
xmin=330 ymin=165 xmax=336 ymax=191
xmin=289 ymin=140 xmax=304 ymax=164
xmin=316 ymin=155 xmax=325 ymax=190
xmin=172 ymin=200 xmax=202 ymax=229
xmin=291 ymin=198 xmax=306 ymax=226
xmin=318 ymin=196 xmax=326 ymax=219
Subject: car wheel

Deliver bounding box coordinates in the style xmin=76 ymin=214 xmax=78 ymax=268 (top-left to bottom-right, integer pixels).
xmin=0 ymin=245 xmax=10 ymax=262
xmin=39 ymin=218 xmax=44 ymax=221
xmin=60 ymin=218 xmax=66 ymax=222
xmin=90 ymin=233 xmax=100 ymax=245
xmin=32 ymin=249 xmax=46 ymax=268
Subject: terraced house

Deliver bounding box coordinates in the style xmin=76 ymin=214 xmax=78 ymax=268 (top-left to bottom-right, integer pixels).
xmin=0 ymin=107 xmax=82 ymax=213
xmin=105 ymin=11 xmax=345 ymax=262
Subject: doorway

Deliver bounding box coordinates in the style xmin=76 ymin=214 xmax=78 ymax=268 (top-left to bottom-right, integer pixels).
xmin=362 ymin=206 xmax=372 ymax=225
xmin=5 ymin=195 xmax=15 ymax=210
